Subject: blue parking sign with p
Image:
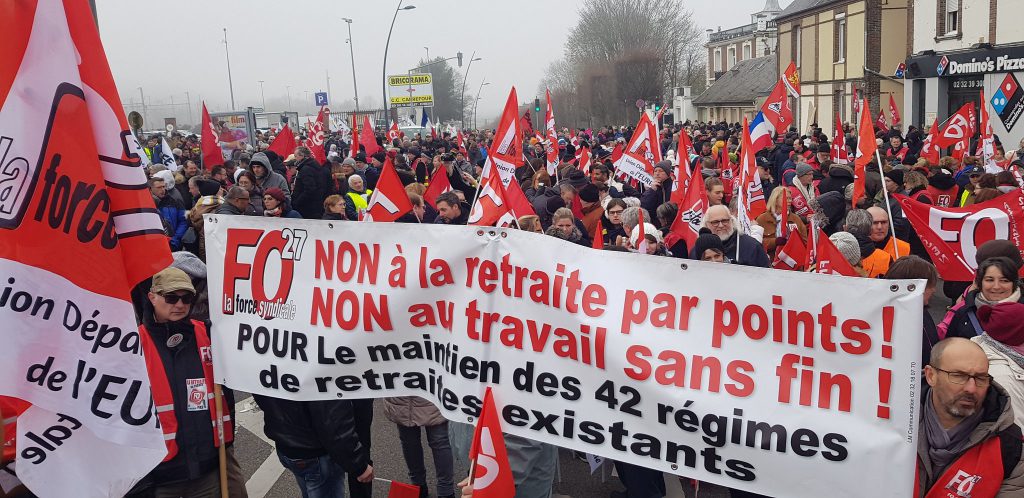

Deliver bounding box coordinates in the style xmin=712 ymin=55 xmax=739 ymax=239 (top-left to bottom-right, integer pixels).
xmin=315 ymin=92 xmax=328 ymax=106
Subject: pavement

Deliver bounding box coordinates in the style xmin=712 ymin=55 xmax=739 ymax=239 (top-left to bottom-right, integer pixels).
xmin=231 ymin=394 xmax=729 ymax=498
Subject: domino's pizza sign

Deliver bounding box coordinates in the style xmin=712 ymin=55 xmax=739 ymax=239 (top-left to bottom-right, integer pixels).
xmin=937 ymin=55 xmax=949 ymax=76
xmin=991 ymin=73 xmax=1024 ymax=131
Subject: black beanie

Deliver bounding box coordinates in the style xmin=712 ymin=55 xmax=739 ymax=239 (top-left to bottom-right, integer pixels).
xmin=545 ymin=196 xmax=566 ymax=215
xmin=198 ymin=179 xmax=221 ymax=197
xmin=578 ymin=183 xmax=599 ymax=203
xmin=690 ymin=227 xmax=725 ymax=260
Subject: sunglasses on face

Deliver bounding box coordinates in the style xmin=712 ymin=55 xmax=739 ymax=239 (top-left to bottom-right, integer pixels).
xmin=161 ymin=292 xmax=195 ymax=305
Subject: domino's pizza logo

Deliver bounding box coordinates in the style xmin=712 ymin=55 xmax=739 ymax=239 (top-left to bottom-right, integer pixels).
xmin=992 ymin=73 xmax=1024 ymax=132
xmin=937 ymin=55 xmax=949 ymax=76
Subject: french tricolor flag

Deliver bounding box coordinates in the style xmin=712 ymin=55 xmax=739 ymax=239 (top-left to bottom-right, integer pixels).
xmin=748 ymin=111 xmax=774 ymax=152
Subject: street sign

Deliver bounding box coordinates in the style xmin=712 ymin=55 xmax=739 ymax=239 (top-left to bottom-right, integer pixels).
xmin=314 ymin=92 xmax=329 ymax=106
xmin=388 ymin=73 xmax=434 ymax=107
xmin=635 ymin=99 xmax=646 ymax=110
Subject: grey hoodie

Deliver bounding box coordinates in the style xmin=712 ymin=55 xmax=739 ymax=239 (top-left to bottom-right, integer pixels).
xmin=250 ymin=152 xmax=291 ymax=198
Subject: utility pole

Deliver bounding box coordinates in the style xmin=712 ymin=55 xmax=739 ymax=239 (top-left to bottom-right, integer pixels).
xmin=342 ymin=18 xmax=360 ymax=113
xmin=326 ymin=70 xmax=332 ymax=105
xmin=185 ymin=91 xmax=193 ymax=126
xmin=137 ymin=86 xmax=147 ymax=127
xmin=257 ymin=80 xmax=266 ymax=109
xmin=223 ymin=28 xmax=236 ymax=110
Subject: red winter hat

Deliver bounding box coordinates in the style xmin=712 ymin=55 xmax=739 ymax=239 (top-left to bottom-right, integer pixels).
xmin=978 ymin=302 xmax=1024 ymax=346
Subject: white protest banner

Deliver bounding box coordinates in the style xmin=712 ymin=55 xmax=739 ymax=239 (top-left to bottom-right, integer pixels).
xmin=205 ymin=216 xmax=923 ymax=498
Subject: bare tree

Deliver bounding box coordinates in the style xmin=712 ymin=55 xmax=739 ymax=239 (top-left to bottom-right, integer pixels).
xmin=540 ymin=0 xmax=703 ymax=126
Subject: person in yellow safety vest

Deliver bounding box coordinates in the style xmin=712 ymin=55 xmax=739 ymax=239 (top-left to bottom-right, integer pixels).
xmin=344 ymin=174 xmax=373 ymax=220
xmin=126 ymin=267 xmax=246 ymax=498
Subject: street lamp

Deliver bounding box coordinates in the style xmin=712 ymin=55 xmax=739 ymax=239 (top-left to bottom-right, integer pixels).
xmin=257 ymin=80 xmax=266 ymax=109
xmin=285 ymin=85 xmax=292 ymax=111
xmin=341 ymin=18 xmax=360 ymax=113
xmin=137 ymin=86 xmax=147 ymax=127
xmin=424 ymin=47 xmax=430 ymax=61
xmin=474 ymin=81 xmax=489 ymax=129
xmin=382 ymin=1 xmax=416 ymax=118
xmin=223 ymin=28 xmax=236 ymax=110
xmin=459 ymin=52 xmax=482 ymax=129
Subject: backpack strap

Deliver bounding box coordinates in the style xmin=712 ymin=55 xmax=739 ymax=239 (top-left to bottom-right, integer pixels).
xmin=998 ymin=424 xmax=1023 ymax=480
xmin=967 ymin=309 xmax=985 ymax=336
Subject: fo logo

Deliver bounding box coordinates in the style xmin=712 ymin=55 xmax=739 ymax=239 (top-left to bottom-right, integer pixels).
xmin=944 ymin=470 xmax=982 ymax=497
xmin=221 ymin=227 xmax=307 ymax=315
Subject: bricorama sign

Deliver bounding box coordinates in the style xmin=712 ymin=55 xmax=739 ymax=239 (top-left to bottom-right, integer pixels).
xmin=388 ymin=73 xmax=434 ymax=106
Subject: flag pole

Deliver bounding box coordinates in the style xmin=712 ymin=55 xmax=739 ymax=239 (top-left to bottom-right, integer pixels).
xmin=214 ymin=384 xmax=229 ymax=498
xmin=873 ymin=149 xmax=900 ymax=258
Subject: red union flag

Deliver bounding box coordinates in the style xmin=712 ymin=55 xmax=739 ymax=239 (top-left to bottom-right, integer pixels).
xmin=936 ymin=103 xmax=976 ymax=148
xmin=0 ymin=0 xmax=172 ymax=496
xmin=480 ymin=87 xmax=522 ymax=186
xmin=267 ymin=123 xmax=297 ymax=160
xmin=201 ymin=102 xmax=222 ymax=169
xmin=814 ymin=230 xmax=858 ymax=277
xmin=363 ymin=157 xmax=412 ymax=222
xmin=613 ymin=112 xmax=658 ymax=188
xmin=469 ymin=387 xmax=515 ymax=498
xmin=468 ymin=171 xmax=514 ymax=227
xmin=361 ymin=114 xmax=382 ymax=157
xmin=387 ymin=121 xmax=402 ymax=143
xmin=896 ymin=191 xmax=1024 ymax=281
xmin=668 ymin=167 xmax=708 ymax=250
xmin=545 ymin=89 xmax=559 ymax=175
xmin=831 ymin=113 xmax=849 ymax=165
xmin=919 ymin=118 xmax=941 ymax=165
xmin=888 ymin=94 xmax=902 ymax=127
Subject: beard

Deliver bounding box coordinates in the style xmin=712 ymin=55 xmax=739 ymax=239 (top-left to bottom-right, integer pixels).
xmin=715 ymin=226 xmax=736 ymax=241
xmin=944 ymin=393 xmax=980 ymax=418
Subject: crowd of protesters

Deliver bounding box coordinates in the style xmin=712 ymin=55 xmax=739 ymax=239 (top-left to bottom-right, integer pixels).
xmin=117 ymin=112 xmax=1024 ymax=498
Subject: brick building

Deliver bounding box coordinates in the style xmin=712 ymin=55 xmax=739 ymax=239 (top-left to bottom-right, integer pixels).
xmin=775 ymin=0 xmax=910 ymax=136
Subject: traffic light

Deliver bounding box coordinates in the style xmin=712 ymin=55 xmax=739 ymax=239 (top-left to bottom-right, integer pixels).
xmin=456 ymin=51 xmax=463 ymax=67
xmin=534 ymin=98 xmax=541 ymax=112
xmin=654 ymin=103 xmax=661 ymax=111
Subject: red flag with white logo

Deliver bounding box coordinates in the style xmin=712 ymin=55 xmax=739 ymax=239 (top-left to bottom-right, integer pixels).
xmin=668 ymin=167 xmax=708 ymax=250
xmin=469 ymin=170 xmax=514 ymax=226
xmin=773 ymin=233 xmax=807 ymax=270
xmin=896 ymin=191 xmax=1024 ymax=281
xmin=671 ymin=144 xmax=691 ymax=205
xmin=480 ymin=87 xmax=523 ymax=186
xmin=614 ymin=112 xmax=659 ymax=187
xmin=814 ymin=229 xmax=858 ymax=276
xmin=1 ymin=1 xmax=173 ymax=495
xmin=469 ymin=387 xmax=515 ymax=498
xmin=201 ymin=102 xmax=223 ymax=169
xmin=545 ymin=89 xmax=559 ymax=175
xmin=364 ymin=156 xmax=412 ymax=222
xmin=888 ymin=94 xmax=902 ymax=127
xmin=457 ymin=130 xmax=469 ymax=158
xmin=387 ymin=121 xmax=402 ymax=143
xmin=831 ymin=113 xmax=849 ymax=165
xmin=852 ymin=99 xmax=876 ymax=207
xmin=505 ymin=177 xmax=537 ymax=220
xmin=875 ymin=110 xmax=889 ymax=133
xmin=577 ymin=145 xmax=592 ymax=177
xmin=936 ymin=103 xmax=976 ymax=148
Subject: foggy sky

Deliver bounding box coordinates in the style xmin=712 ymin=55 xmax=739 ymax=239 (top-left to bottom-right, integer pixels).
xmin=98 ymin=0 xmax=781 ymax=128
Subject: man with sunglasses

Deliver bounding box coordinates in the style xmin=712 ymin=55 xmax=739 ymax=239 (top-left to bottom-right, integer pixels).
xmin=127 ymin=267 xmax=245 ymax=497
xmin=916 ymin=337 xmax=1024 ymax=497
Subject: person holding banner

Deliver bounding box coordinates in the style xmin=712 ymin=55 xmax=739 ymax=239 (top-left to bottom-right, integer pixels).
xmin=947 ymin=258 xmax=1024 ymax=340
xmin=917 ymin=338 xmax=1024 ymax=497
xmin=129 ymin=268 xmax=245 ymax=498
xmin=702 ymin=205 xmax=770 ymax=267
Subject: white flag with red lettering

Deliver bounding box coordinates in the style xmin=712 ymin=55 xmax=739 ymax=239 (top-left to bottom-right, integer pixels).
xmin=0 ymin=1 xmax=172 ymax=496
xmin=613 ymin=112 xmax=658 ymax=188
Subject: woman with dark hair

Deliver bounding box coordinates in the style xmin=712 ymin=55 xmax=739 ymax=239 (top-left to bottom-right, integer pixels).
xmin=946 ymin=257 xmax=1024 ymax=339
xmin=263 ymin=188 xmax=301 ymax=218
xmin=886 ymin=255 xmax=940 ymax=366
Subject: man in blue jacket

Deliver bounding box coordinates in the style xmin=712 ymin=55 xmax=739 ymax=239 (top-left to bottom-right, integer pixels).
xmin=150 ymin=176 xmax=187 ymax=251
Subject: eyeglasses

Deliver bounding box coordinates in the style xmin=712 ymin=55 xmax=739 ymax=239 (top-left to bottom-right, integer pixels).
xmin=707 ymin=219 xmax=731 ymax=226
xmin=931 ymin=366 xmax=992 ymax=387
xmin=161 ymin=292 xmax=196 ymax=305
xmin=607 ymin=209 xmax=624 ymax=215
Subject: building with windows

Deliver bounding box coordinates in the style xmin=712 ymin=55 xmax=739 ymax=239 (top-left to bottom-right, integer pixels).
xmin=705 ymin=0 xmax=783 ymax=88
xmin=904 ymin=1 xmax=1024 ymax=147
xmin=775 ymin=0 xmax=909 ymax=136
xmin=693 ymin=56 xmax=778 ymax=123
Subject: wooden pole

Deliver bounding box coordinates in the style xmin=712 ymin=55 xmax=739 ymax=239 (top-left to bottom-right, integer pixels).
xmin=213 ymin=384 xmax=229 ymax=498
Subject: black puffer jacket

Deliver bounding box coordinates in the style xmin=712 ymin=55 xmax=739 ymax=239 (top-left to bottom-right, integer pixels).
xmin=252 ymin=396 xmax=371 ymax=476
